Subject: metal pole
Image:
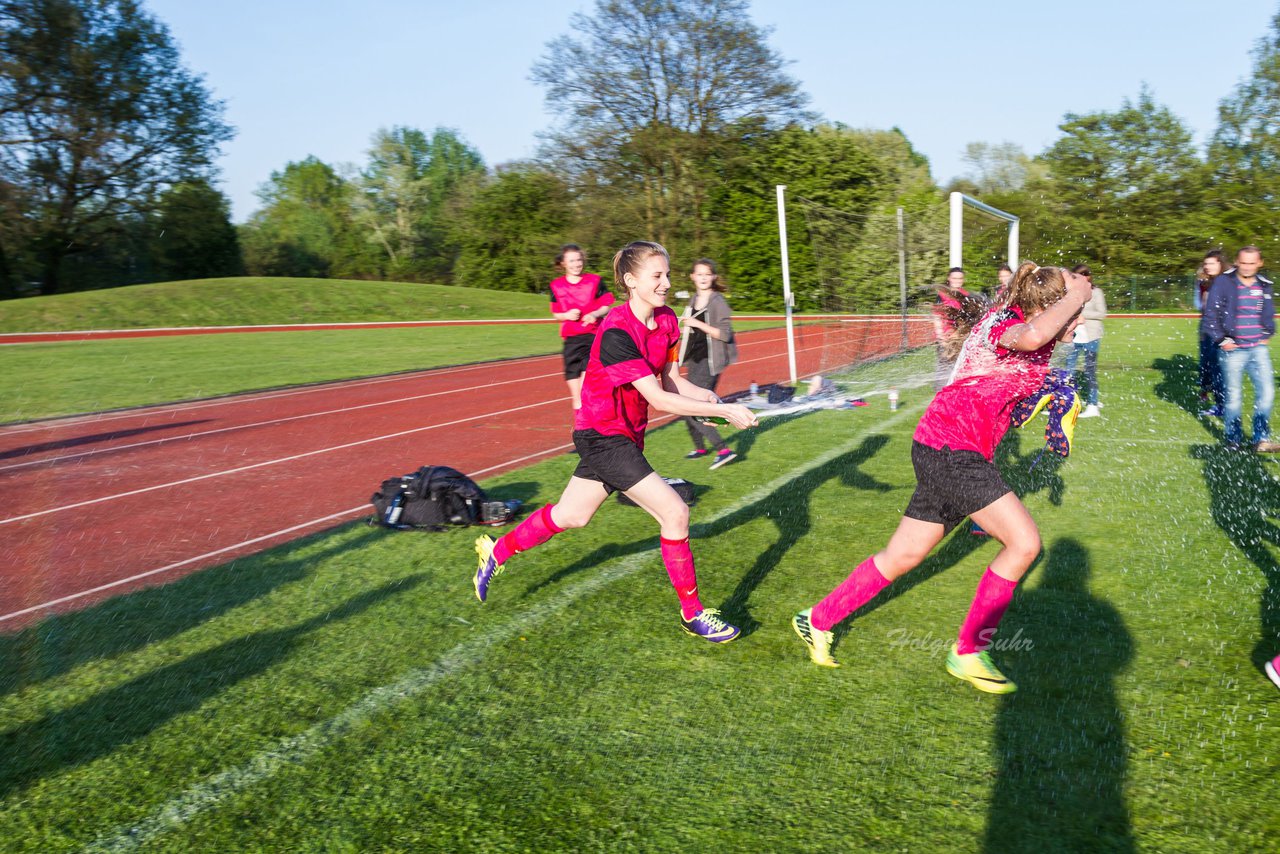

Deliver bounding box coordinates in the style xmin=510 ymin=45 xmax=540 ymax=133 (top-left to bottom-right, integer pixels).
xmin=1008 ymin=219 xmax=1020 ymax=269
xmin=897 ymin=206 xmax=908 ymax=350
xmin=776 ymin=184 xmax=798 ymax=385
xmin=948 ymin=191 xmax=964 ymax=270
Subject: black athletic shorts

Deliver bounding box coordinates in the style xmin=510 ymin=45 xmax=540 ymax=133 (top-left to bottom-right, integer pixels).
xmin=572 ymin=429 xmax=655 ymax=493
xmin=904 ymin=440 xmax=1011 ymax=533
xmin=563 ymin=333 xmax=594 ymax=380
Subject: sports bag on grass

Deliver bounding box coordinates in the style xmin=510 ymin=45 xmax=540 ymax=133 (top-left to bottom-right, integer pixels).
xmin=370 ymin=465 xmax=517 ymax=530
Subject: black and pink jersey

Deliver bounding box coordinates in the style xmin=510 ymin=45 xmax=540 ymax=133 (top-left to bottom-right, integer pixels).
xmin=548 ymin=273 xmax=614 ymax=339
xmin=914 ymin=305 xmax=1054 ymax=461
xmin=574 ymin=303 xmax=680 ymax=448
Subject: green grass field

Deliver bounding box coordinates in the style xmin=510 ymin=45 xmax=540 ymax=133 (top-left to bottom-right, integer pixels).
xmin=0 ymin=277 xmax=555 ymax=332
xmin=1 ymin=319 xmax=1277 ymax=851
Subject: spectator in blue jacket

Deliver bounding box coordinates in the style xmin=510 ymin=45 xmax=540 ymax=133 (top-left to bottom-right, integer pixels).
xmin=1203 ymin=246 xmax=1278 ymax=452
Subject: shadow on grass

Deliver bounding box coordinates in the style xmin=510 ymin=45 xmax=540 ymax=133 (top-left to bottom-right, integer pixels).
xmin=1152 ymin=353 xmax=1222 ymax=442
xmin=1154 ymin=355 xmax=1278 ymax=672
xmin=1190 ymin=442 xmax=1280 ymax=672
xmin=0 ymin=573 xmax=425 ymax=798
xmin=984 ymin=538 xmax=1133 ymax=853
xmin=521 ymin=437 xmax=895 ymax=637
xmin=0 ymin=525 xmax=384 ymax=699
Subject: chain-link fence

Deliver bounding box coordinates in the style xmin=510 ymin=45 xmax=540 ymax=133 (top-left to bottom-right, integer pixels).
xmin=1102 ymin=275 xmax=1198 ymax=312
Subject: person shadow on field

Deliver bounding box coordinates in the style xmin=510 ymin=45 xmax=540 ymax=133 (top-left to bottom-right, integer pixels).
xmin=983 ymin=537 xmax=1134 ymax=853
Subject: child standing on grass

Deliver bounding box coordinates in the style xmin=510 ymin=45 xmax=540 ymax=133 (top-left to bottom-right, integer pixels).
xmin=793 ymin=262 xmax=1093 ymax=693
xmin=475 ymin=241 xmax=758 ymax=642
xmin=548 ymin=244 xmax=615 ymax=412
xmin=678 ymin=259 xmax=739 ymax=470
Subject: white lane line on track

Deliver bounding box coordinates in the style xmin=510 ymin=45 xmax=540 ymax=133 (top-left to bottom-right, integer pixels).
xmin=0 ymin=397 xmax=568 ymax=526
xmin=83 ymin=412 xmax=913 ymax=852
xmin=0 ymin=334 xmax=804 ymax=473
xmin=1 ymin=327 xmax=798 ymax=435
xmin=0 ymin=437 xmax=587 ymax=625
xmin=0 ymin=368 xmax=568 ymax=473
xmin=0 ymin=352 xmax=568 ymax=434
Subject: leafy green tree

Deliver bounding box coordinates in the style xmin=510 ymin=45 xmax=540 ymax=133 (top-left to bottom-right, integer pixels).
xmin=150 ymin=180 xmax=242 ymax=280
xmin=532 ymin=0 xmax=811 ymax=257
xmin=241 ymin=157 xmax=361 ymax=278
xmin=354 ymin=126 xmax=485 ymax=281
xmin=1032 ymin=87 xmax=1203 ymax=277
xmin=451 ymin=164 xmax=574 ymax=294
xmin=1208 ymin=9 xmax=1280 ymax=261
xmin=0 ymin=0 xmax=233 ymax=293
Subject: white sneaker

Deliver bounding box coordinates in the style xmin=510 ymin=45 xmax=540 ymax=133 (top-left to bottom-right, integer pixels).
xmin=1080 ymin=404 xmax=1101 ymax=418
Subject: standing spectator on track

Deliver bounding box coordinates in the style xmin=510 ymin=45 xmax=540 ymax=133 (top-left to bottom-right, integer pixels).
xmin=1203 ymin=246 xmax=1279 ymax=452
xmin=1063 ymin=264 xmax=1106 ymax=418
xmin=678 ymin=258 xmax=739 ymax=470
xmin=548 ymin=244 xmax=615 ymax=412
xmin=1195 ymin=250 xmax=1228 ymax=417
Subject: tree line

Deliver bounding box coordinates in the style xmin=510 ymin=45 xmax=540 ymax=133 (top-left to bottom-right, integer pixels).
xmin=2 ymin=0 xmax=1277 ymax=311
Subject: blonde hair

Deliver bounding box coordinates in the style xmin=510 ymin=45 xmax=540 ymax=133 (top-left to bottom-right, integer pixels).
xmin=612 ymin=241 xmax=669 ymax=293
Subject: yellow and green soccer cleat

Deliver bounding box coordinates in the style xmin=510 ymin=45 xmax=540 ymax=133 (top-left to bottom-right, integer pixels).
xmin=792 ymin=608 xmax=839 ymax=667
xmin=473 ymin=534 xmax=503 ymax=602
xmin=946 ymin=643 xmax=1016 ymax=694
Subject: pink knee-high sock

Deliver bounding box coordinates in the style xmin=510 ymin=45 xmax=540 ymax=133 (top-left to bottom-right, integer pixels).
xmin=811 ymin=555 xmax=891 ymax=631
xmin=956 ymin=567 xmax=1019 ymax=655
xmin=493 ymin=504 xmax=563 ymax=565
xmin=660 ymin=535 xmax=704 ymax=620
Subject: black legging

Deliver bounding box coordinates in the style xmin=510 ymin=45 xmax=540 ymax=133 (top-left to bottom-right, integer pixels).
xmin=683 ymin=359 xmax=728 ymax=452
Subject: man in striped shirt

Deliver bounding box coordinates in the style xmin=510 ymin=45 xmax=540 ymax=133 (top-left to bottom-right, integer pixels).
xmin=1204 ymin=246 xmax=1277 ymax=452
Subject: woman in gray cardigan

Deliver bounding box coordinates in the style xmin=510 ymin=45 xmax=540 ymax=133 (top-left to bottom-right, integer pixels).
xmin=678 ymin=259 xmax=740 ymax=469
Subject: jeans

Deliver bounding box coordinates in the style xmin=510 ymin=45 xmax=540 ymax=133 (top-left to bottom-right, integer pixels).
xmin=1221 ymin=344 xmax=1274 ymax=445
xmin=1064 ymin=340 xmax=1100 ymax=405
xmin=1198 ymin=333 xmax=1224 ymax=407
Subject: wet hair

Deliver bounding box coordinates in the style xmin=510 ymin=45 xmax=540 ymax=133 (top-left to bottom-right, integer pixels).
xmin=1071 ymin=264 xmax=1092 ymax=278
xmin=691 ymin=257 xmax=727 ymax=293
xmin=612 ymin=241 xmax=669 ymax=293
xmin=555 ymin=243 xmax=585 ymax=268
xmin=938 ymin=262 xmax=1067 ymax=360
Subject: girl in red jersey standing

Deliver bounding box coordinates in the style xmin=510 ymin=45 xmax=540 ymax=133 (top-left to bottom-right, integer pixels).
xmin=475 ymin=241 xmax=758 ymax=642
xmin=792 ymin=262 xmax=1093 ymax=692
xmin=548 ymin=244 xmax=615 ymax=412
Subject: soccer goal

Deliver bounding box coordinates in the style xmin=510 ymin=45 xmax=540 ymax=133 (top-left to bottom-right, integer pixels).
xmin=768 ymin=187 xmax=1023 ymax=404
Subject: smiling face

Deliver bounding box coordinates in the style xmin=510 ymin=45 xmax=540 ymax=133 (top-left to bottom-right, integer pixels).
xmin=624 ymin=253 xmax=671 ymax=310
xmin=561 ymin=249 xmax=585 ymax=278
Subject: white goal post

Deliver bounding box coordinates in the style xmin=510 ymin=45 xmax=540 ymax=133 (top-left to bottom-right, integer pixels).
xmin=949 ymin=191 xmax=1019 ymax=271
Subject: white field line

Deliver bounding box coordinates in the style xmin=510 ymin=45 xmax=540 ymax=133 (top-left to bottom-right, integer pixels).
xmin=0 ymin=397 xmax=566 ymax=526
xmin=0 ymin=368 xmax=567 ymax=473
xmin=84 ymin=408 xmax=916 ymax=852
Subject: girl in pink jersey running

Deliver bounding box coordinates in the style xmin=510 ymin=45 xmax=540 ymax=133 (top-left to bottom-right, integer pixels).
xmin=548 ymin=244 xmax=615 ymax=411
xmin=475 ymin=241 xmax=758 ymax=642
xmin=793 ymin=262 xmax=1093 ymax=692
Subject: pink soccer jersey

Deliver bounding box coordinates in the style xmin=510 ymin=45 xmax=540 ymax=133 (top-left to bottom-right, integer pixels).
xmin=914 ymin=305 xmax=1055 ymax=460
xmin=574 ymin=303 xmax=680 ymax=448
xmin=548 ymin=273 xmax=615 ymax=339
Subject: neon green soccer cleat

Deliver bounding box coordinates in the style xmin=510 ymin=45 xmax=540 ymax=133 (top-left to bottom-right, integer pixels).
xmin=473 ymin=534 xmax=503 ymax=602
xmin=792 ymin=608 xmax=839 ymax=667
xmin=946 ymin=643 xmax=1016 ymax=694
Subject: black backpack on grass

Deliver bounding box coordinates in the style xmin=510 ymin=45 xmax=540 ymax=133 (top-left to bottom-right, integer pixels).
xmin=370 ymin=465 xmax=515 ymax=531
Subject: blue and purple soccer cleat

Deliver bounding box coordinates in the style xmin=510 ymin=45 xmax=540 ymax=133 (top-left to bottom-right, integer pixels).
xmin=680 ymin=608 xmax=740 ymax=643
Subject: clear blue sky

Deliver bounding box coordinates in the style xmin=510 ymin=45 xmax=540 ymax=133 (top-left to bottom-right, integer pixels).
xmin=145 ymin=0 xmax=1278 ymax=224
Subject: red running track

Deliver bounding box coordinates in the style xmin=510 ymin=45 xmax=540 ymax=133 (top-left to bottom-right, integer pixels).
xmin=0 ymin=320 xmax=928 ymax=631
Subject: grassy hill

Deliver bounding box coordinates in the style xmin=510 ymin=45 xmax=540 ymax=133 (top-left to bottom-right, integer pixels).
xmin=0 ymin=277 xmax=554 ymax=332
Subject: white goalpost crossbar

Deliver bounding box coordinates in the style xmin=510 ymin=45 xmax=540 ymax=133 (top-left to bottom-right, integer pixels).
xmin=949 ymin=191 xmax=1019 ymax=270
